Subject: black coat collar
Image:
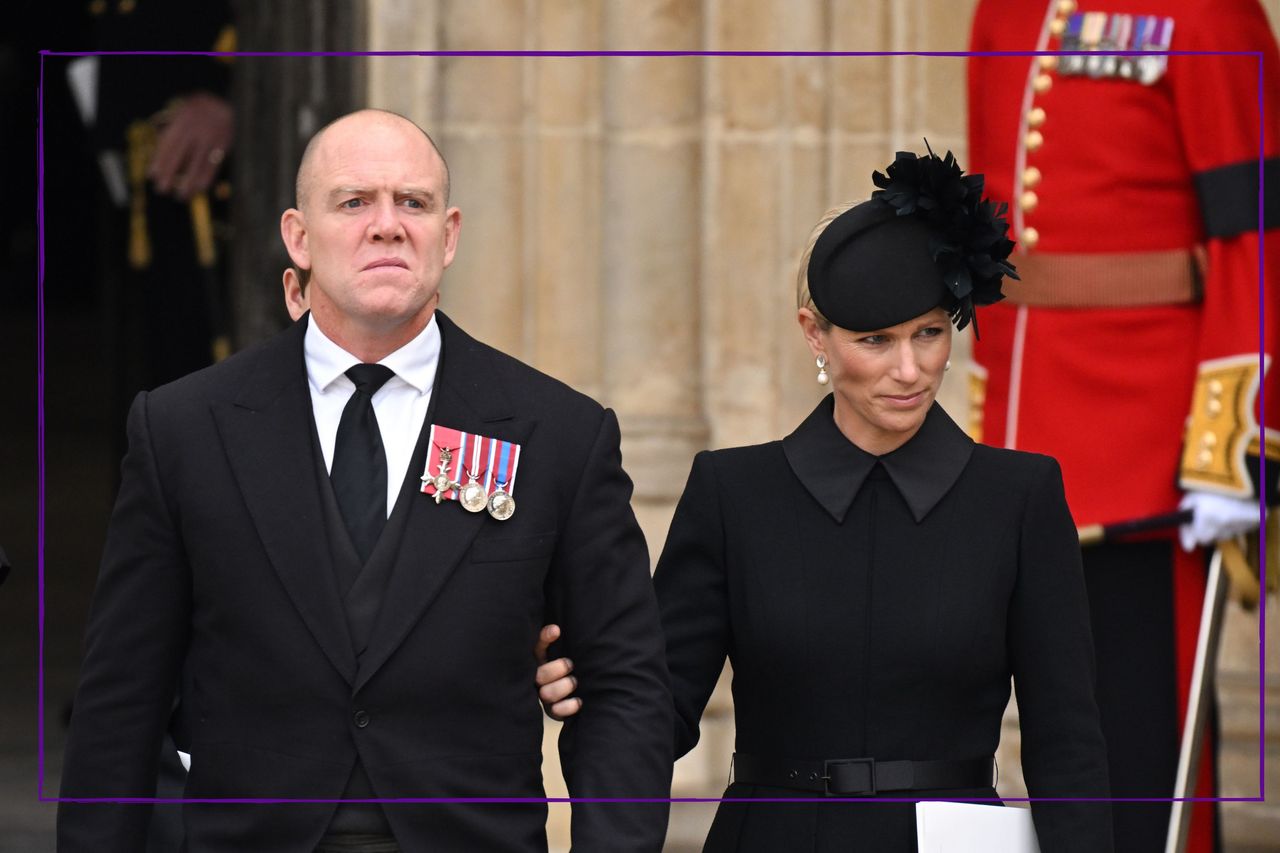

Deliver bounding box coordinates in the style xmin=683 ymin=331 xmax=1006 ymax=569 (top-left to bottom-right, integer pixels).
xmin=782 ymin=395 xmax=974 ymax=524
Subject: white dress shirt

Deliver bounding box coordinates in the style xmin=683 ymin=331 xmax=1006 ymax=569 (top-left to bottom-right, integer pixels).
xmin=304 ymin=314 xmax=440 ymax=518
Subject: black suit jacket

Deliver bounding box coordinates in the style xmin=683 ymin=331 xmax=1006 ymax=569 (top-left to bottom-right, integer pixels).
xmin=654 ymin=398 xmax=1111 ymax=853
xmin=58 ymin=312 xmax=673 ymax=852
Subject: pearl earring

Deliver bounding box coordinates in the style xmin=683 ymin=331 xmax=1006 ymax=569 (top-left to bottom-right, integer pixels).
xmin=945 ymin=359 xmax=952 ymax=372
xmin=816 ymin=354 xmax=829 ymax=385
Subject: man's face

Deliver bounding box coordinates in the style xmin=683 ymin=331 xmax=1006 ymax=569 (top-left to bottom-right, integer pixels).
xmin=282 ymin=113 xmax=460 ymax=342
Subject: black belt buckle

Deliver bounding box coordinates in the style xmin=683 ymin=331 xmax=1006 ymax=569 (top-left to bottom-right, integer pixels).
xmin=823 ymin=757 xmax=876 ymax=796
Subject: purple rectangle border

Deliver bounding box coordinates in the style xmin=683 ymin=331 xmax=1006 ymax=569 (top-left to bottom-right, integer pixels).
xmin=36 ymin=48 xmax=1269 ymax=806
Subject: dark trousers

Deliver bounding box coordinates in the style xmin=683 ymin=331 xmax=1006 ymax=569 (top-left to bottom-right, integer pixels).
xmin=1083 ymin=540 xmax=1220 ymax=853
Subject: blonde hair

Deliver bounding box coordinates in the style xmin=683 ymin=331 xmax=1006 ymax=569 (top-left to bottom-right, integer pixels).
xmin=795 ymin=201 xmax=861 ymax=330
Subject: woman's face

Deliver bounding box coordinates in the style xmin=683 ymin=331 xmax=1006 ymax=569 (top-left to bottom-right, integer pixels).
xmin=799 ymin=306 xmax=952 ymax=455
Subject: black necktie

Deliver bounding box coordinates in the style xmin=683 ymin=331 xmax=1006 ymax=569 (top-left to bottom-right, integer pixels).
xmin=331 ymin=363 xmax=396 ymax=564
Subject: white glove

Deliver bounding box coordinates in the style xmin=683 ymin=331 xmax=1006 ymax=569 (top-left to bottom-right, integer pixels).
xmin=1178 ymin=491 xmax=1261 ymax=552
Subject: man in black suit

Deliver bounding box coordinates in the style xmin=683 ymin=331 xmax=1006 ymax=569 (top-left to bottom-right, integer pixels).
xmin=58 ymin=108 xmax=673 ymax=852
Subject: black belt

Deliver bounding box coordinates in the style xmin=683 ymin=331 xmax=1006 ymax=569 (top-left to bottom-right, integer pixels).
xmin=733 ymin=753 xmax=994 ymax=797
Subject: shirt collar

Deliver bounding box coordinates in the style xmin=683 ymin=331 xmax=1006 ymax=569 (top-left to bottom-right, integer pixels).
xmin=304 ymin=312 xmax=441 ymax=396
xmin=782 ymin=394 xmax=974 ymax=524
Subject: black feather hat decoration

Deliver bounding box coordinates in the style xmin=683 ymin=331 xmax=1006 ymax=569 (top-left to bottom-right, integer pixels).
xmin=870 ymin=141 xmax=1019 ymax=335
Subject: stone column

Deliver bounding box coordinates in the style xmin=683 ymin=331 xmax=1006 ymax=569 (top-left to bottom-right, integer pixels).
xmin=432 ymin=0 xmax=529 ymax=352
xmin=526 ymin=3 xmax=605 ymax=399
xmin=363 ymin=0 xmax=442 ymax=130
xmin=600 ymin=1 xmax=707 ymax=534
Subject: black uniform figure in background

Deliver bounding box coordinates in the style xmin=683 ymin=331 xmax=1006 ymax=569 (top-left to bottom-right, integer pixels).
xmin=540 ymin=149 xmax=1112 ymax=852
xmin=58 ymin=0 xmax=237 ymax=425
xmin=58 ymin=109 xmax=673 ymax=853
xmin=49 ymin=6 xmax=236 ymax=849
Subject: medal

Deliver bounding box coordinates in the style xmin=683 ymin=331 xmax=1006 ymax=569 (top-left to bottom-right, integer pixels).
xmin=487 ymin=486 xmax=515 ymax=521
xmin=427 ymin=443 xmax=461 ymax=504
xmin=1096 ymin=14 xmax=1132 ymax=78
xmin=485 ymin=440 xmax=520 ymax=521
xmin=458 ymin=435 xmax=489 ymax=513
xmin=460 ymin=476 xmax=488 ymax=512
xmin=1059 ymin=13 xmax=1086 ymax=76
xmin=1135 ymin=16 xmax=1174 ymax=86
xmin=1081 ymin=12 xmax=1108 ymax=77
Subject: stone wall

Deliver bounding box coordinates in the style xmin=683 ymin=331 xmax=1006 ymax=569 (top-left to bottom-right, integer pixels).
xmin=363 ymin=1 xmax=1280 ymax=849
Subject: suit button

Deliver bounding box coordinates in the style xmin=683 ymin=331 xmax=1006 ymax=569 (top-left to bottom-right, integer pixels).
xmin=353 ymin=710 xmax=370 ymax=728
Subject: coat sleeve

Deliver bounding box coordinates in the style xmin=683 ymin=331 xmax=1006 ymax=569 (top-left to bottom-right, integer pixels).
xmin=1171 ymin=0 xmax=1280 ymax=502
xmin=652 ymin=450 xmax=731 ymax=761
xmin=1008 ymin=456 xmax=1113 ymax=852
xmin=57 ymin=392 xmax=192 ymax=852
xmin=550 ymin=408 xmax=673 ymax=851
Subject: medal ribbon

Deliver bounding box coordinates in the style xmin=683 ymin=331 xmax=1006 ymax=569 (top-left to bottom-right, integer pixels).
xmin=495 ymin=441 xmax=512 ymax=491
xmin=491 ymin=439 xmax=523 ymax=495
xmin=470 ymin=432 xmax=484 ymax=481
xmin=452 ymin=431 xmax=469 ymax=500
xmin=421 ymin=424 xmax=465 ymax=499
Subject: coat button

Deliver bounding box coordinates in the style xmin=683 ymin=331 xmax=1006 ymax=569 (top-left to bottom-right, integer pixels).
xmin=353 ymin=710 xmax=370 ymax=728
xmin=1027 ymin=107 xmax=1047 ymax=128
xmin=1025 ymin=130 xmax=1044 ymax=152
xmin=1021 ymin=227 xmax=1040 ymax=250
xmin=1023 ymin=166 xmax=1042 ymax=188
xmin=1033 ymin=73 xmax=1053 ymax=94
xmin=1020 ymin=190 xmax=1039 ymax=213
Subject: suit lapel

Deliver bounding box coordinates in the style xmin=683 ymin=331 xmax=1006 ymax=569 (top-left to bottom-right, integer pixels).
xmin=354 ymin=312 xmax=534 ymax=693
xmin=212 ymin=319 xmax=358 ymax=685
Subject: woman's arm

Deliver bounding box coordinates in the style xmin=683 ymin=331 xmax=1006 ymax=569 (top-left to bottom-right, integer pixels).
xmin=653 ymin=450 xmax=733 ymax=760
xmin=1009 ymin=455 xmax=1114 ymax=852
xmin=533 ymin=450 xmax=733 ymax=758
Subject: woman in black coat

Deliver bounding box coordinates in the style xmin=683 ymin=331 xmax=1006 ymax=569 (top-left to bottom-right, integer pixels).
xmin=540 ymin=148 xmax=1112 ymax=852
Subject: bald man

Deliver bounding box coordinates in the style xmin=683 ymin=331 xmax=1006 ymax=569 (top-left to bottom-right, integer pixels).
xmin=58 ymin=109 xmax=673 ymax=853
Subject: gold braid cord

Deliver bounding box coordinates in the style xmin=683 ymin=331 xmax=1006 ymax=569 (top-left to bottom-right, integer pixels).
xmin=1179 ymin=354 xmax=1271 ymax=498
xmin=126 ymin=120 xmax=156 ymax=270
xmin=965 ymin=362 xmax=988 ymax=444
xmin=1219 ymin=512 xmax=1279 ymax=611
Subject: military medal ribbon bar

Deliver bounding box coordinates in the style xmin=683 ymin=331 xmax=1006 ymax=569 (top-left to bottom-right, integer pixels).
xmin=420 ymin=424 xmax=522 ymax=520
xmin=1057 ymin=11 xmax=1174 ymax=85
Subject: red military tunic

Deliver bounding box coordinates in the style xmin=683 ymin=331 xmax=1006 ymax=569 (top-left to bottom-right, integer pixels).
xmin=969 ymin=1 xmax=1279 ymax=850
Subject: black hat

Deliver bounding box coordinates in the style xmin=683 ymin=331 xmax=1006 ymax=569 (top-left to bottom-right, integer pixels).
xmin=807 ymin=144 xmax=1018 ymax=336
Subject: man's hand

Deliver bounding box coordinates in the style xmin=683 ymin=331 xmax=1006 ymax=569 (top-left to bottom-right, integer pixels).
xmin=1178 ymin=490 xmax=1260 ymax=552
xmin=534 ymin=624 xmax=582 ymax=720
xmin=149 ymin=92 xmax=234 ymax=200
